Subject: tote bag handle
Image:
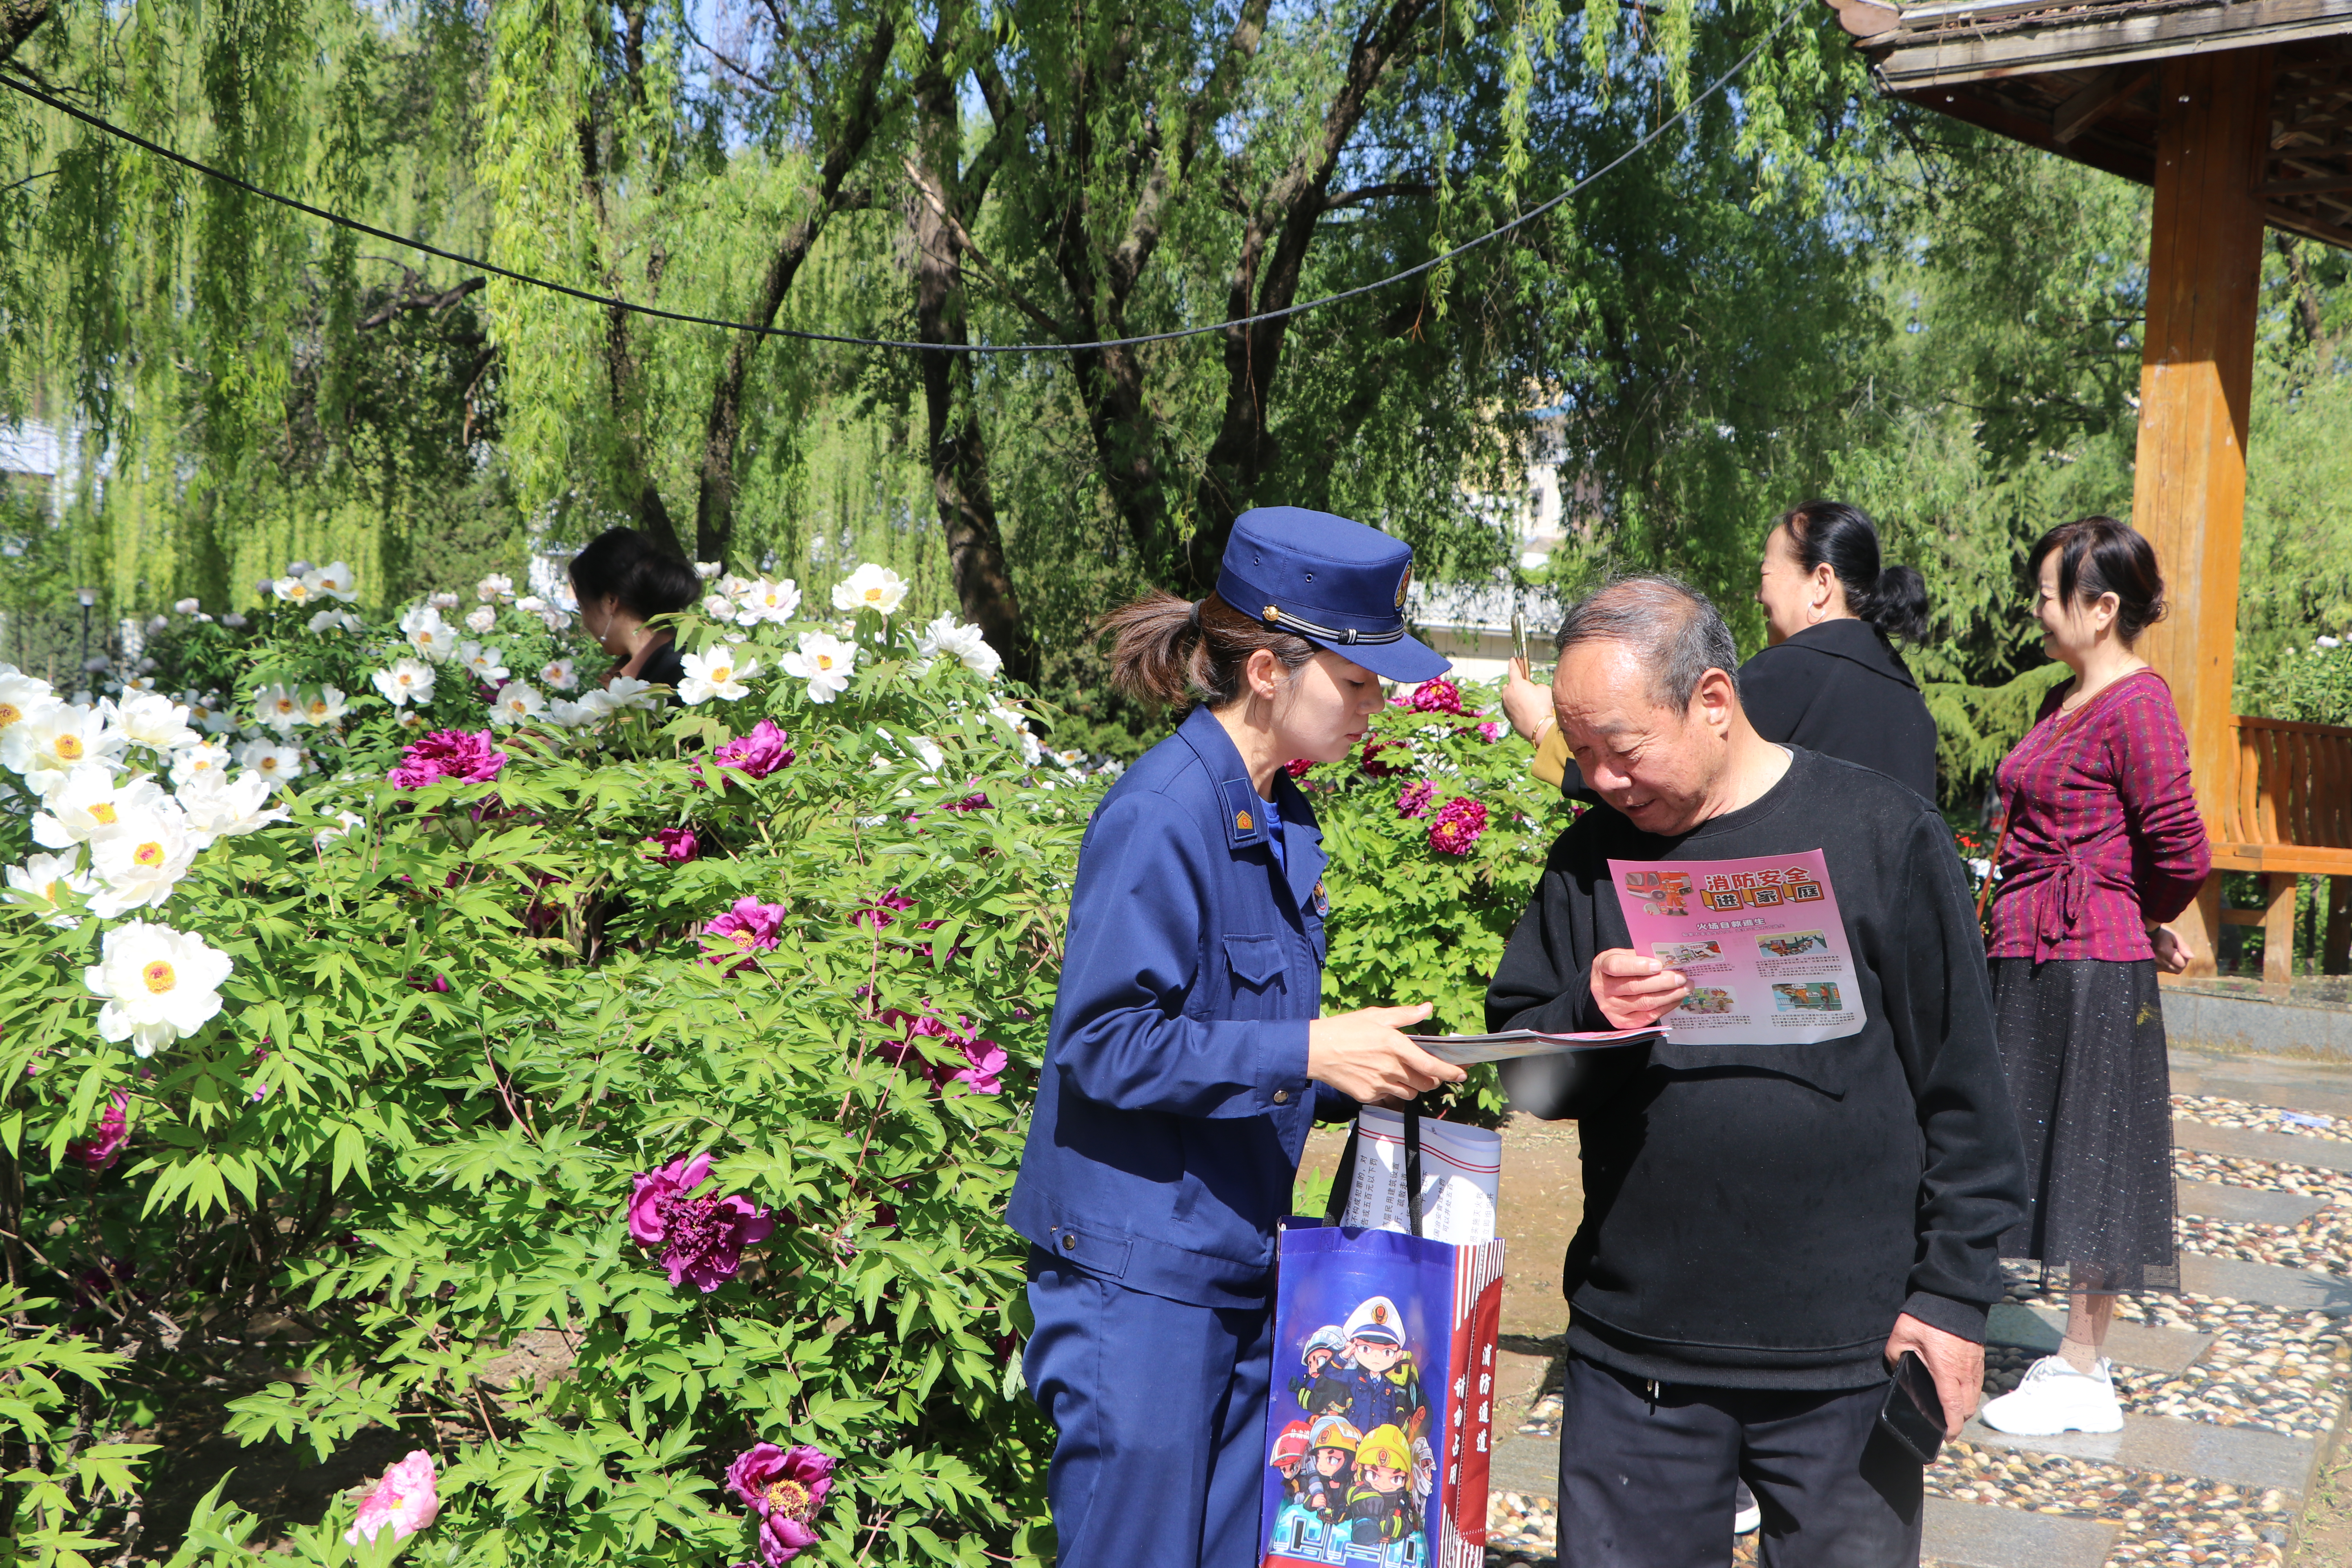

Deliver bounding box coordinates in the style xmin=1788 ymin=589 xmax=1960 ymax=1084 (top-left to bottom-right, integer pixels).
xmin=1321 ymin=1108 xmax=1425 ymax=1238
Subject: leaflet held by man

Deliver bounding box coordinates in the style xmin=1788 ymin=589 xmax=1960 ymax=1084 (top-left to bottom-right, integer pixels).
xmin=1607 ymin=848 xmax=1867 ymax=1043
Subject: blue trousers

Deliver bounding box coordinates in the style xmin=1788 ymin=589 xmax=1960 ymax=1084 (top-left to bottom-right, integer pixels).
xmin=1024 ymin=1249 xmax=1273 ymax=1568
xmin=1557 ymin=1354 xmax=1922 ymax=1568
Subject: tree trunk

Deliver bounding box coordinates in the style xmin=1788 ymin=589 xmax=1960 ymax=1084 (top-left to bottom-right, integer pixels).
xmin=689 ymin=13 xmax=898 ymax=566
xmin=911 ymin=23 xmax=1032 ymax=681
xmin=578 ymin=92 xmax=685 ymax=557
xmin=0 ymin=0 xmax=49 ymax=65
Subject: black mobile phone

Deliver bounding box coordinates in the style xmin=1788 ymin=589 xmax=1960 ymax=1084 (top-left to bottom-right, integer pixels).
xmin=1877 ymin=1351 xmax=1947 ymax=1464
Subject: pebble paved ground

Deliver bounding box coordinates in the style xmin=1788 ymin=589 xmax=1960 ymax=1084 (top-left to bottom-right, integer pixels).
xmin=1476 ymin=1048 xmax=2352 ymax=1568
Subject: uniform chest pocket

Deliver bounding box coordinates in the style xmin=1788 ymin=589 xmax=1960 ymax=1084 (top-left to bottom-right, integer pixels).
xmin=1223 ymin=933 xmax=1287 ymax=992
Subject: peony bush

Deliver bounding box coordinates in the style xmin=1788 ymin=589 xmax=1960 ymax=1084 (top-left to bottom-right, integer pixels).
xmin=0 ymin=561 xmax=1100 ymax=1564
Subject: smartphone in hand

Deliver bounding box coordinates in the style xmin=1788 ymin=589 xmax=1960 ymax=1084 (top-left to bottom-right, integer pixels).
xmin=1877 ymin=1350 xmax=1947 ymax=1464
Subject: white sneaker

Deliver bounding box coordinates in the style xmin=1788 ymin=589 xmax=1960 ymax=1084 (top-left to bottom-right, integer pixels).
xmin=1733 ymin=1479 xmax=1761 ymax=1535
xmin=1978 ymin=1354 xmax=2124 ymax=1435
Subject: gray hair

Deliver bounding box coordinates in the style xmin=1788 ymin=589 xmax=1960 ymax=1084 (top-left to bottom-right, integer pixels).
xmin=1553 ymin=574 xmax=1741 ymax=713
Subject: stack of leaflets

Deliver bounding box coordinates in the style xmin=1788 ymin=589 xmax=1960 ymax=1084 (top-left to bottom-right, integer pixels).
xmin=1405 ymin=1025 xmax=1667 ymax=1065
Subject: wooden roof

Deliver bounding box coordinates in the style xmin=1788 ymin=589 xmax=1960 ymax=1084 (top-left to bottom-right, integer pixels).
xmin=1835 ymin=0 xmax=2352 ymax=249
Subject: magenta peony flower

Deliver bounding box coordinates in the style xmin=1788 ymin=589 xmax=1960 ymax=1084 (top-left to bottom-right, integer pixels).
xmin=66 ymin=1091 xmax=130 ymax=1171
xmin=702 ymin=897 xmax=787 ymax=973
xmin=647 ymin=827 xmax=701 ymax=863
xmin=715 ymin=720 xmax=795 ymax=780
xmin=1359 ymin=737 xmax=1406 ymax=778
xmin=1479 ymin=719 xmax=1506 ymax=742
xmin=727 ymin=1443 xmax=835 ymax=1564
xmin=941 ymin=791 xmax=991 ymax=812
xmin=389 ymin=729 xmax=508 ymax=789
xmin=852 ymin=889 xmax=917 ymax=930
xmin=1283 ymin=758 xmax=1314 ymax=780
xmin=880 ymin=1010 xmax=1007 ymax=1095
xmin=628 ymin=1153 xmax=777 ymax=1291
xmin=1427 ymin=796 xmax=1489 ymax=856
xmin=1407 ymin=676 xmax=1463 ymax=715
xmin=1396 ymin=780 xmax=1435 ymax=819
xmin=344 ymin=1450 xmax=439 ymax=1545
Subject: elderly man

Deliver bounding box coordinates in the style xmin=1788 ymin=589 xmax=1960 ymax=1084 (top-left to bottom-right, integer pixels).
xmin=1488 ymin=576 xmax=2025 ymax=1568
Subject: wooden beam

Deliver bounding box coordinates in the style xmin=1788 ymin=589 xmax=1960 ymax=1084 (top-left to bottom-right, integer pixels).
xmin=2328 ymin=874 xmax=2351 ymax=974
xmin=2134 ymin=52 xmax=2270 ymax=857
xmin=1869 ymin=0 xmax=2352 ymax=90
xmin=2054 ymin=65 xmax=2154 ymax=142
xmin=2259 ymin=173 xmax=2352 ymax=193
xmin=2263 ymin=870 xmax=2299 ymax=987
xmin=2172 ymin=872 xmax=2226 ymax=983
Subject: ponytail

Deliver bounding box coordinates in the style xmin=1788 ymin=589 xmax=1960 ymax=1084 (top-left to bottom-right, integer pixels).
xmin=1774 ymin=500 xmax=1931 ymax=645
xmin=1102 ymin=590 xmax=1318 ymax=709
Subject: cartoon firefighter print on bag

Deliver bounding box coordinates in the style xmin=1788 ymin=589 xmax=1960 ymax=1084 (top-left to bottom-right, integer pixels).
xmin=1263 ymin=1294 xmax=1436 ymax=1566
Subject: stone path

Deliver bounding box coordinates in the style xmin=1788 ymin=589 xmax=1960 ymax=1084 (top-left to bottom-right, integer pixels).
xmin=1474 ymin=1047 xmax=2352 ymax=1568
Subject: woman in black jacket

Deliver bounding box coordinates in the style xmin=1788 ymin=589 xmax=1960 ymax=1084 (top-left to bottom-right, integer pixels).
xmin=568 ymin=527 xmax=700 ymax=694
xmin=1508 ymin=500 xmax=1940 ymax=803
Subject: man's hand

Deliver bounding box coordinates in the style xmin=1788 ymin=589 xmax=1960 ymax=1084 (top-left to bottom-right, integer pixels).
xmin=2149 ymin=924 xmax=2192 ymax=975
xmin=1307 ymin=1004 xmax=1463 ymax=1104
xmin=1501 ymin=657 xmax=1555 ymax=746
xmin=1590 ymin=950 xmax=1689 ymax=1029
xmin=1884 ymin=1312 xmax=1982 ymax=1438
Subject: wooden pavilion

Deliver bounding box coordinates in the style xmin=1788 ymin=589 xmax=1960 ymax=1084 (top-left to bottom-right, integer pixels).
xmin=1832 ymin=0 xmax=2352 ymax=984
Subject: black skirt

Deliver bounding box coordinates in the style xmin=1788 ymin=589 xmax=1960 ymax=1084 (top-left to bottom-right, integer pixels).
xmin=1990 ymin=957 xmax=2179 ymax=1293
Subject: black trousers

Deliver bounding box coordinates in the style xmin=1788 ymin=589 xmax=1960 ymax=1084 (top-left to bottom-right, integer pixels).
xmin=1556 ymin=1354 xmax=1923 ymax=1568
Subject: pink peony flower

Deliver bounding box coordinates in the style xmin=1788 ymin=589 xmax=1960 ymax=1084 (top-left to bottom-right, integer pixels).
xmin=1396 ymin=780 xmax=1435 ymax=819
xmin=389 ymin=729 xmax=508 ymax=789
xmin=880 ymin=1010 xmax=1007 ymax=1095
xmin=628 ymin=1153 xmax=777 ymax=1292
xmin=1478 ymin=720 xmax=1506 ymax=743
xmin=941 ymin=791 xmax=991 ymax=812
xmin=852 ymin=889 xmax=918 ymax=931
xmin=647 ymin=827 xmax=701 ymax=862
xmin=66 ymin=1092 xmax=130 ymax=1171
xmin=727 ymin=1443 xmax=835 ymax=1564
xmin=715 ymin=720 xmax=795 ymax=780
xmin=1407 ymin=676 xmax=1463 ymax=715
xmin=344 ymin=1450 xmax=439 ymax=1545
xmin=702 ymin=897 xmax=787 ymax=973
xmin=1427 ymin=796 xmax=1489 ymax=856
xmin=1358 ymin=737 xmax=1406 ymax=778
xmin=1283 ymin=758 xmax=1314 ymax=780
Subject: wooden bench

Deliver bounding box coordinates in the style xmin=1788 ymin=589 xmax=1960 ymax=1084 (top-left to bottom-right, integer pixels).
xmin=2190 ymin=715 xmax=2352 ymax=985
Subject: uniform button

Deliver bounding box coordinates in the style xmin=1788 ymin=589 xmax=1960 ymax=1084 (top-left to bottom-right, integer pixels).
xmin=1273 ymin=1089 xmax=1290 ymax=1105
xmin=1060 ymin=1234 xmax=1076 ymax=1252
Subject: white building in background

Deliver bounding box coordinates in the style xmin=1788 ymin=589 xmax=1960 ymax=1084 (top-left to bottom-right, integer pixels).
xmin=0 ymin=421 xmax=61 ymax=516
xmin=1408 ymin=402 xmax=1581 ymax=686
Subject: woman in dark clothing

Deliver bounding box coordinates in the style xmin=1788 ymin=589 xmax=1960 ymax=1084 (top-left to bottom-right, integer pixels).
xmin=567 ymin=528 xmax=699 ymax=693
xmin=1976 ymin=516 xmax=2208 ymax=1439
xmin=1509 ymin=499 xmax=1942 ymax=802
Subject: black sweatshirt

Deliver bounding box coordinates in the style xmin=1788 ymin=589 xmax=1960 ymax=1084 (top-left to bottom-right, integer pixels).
xmin=1488 ymin=748 xmax=2026 ymax=1390
xmin=1555 ymin=619 xmax=1940 ymax=806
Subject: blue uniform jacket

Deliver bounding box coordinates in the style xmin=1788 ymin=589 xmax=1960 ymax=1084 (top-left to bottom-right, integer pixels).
xmin=1009 ymin=704 xmax=1351 ymax=1308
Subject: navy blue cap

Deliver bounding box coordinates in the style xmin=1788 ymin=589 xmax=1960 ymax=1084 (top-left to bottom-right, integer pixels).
xmin=1216 ymin=507 xmax=1451 ymax=684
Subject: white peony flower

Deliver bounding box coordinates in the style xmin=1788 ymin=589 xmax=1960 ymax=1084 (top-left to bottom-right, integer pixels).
xmin=5 ymin=850 xmax=95 ymax=928
xmin=314 ymin=809 xmax=366 ymax=850
xmin=0 ymin=702 xmax=121 ymax=779
xmin=2320 ymin=636 xmax=2344 ymax=650
xmin=428 ymin=591 xmax=460 ymax=611
xmin=779 ymin=632 xmax=857 ymax=704
xmin=87 ymin=808 xmax=198 ymax=916
xmin=476 ymin=573 xmax=514 ymax=602
xmin=107 ymin=691 xmax=200 ymax=752
xmin=488 ymin=681 xmax=546 ymax=727
xmin=311 ymin=561 xmax=357 ymax=601
xmin=914 ymin=613 xmax=1003 ymax=680
xmin=302 ymin=687 xmax=350 ymax=727
xmin=988 ymin=699 xmax=1044 ymax=766
xmin=83 ymin=920 xmax=233 ymax=1056
xmin=371 ymin=660 xmax=437 ymax=708
xmin=716 ymin=575 xmax=749 ymax=599
xmin=539 ymin=658 xmax=577 ymax=691
xmin=400 ymin=605 xmax=458 ymax=663
xmin=221 ymin=612 xmax=248 ymax=629
xmin=272 ymin=575 xmax=316 ymax=606
xmin=194 ymin=699 xmax=240 ymax=736
xmin=545 ymin=697 xmax=599 ymax=728
xmin=602 ymin=676 xmax=661 ymax=712
xmin=176 ymin=769 xmax=290 ymax=848
xmin=695 ymin=560 xmax=724 ymax=579
xmin=0 ymin=669 xmax=57 ymax=740
xmin=677 ymin=650 xmax=757 ymax=705
xmin=734 ymin=577 xmax=803 ymax=626
xmin=307 ymin=607 xmax=363 ymax=635
xmin=514 ymin=595 xmax=548 ymax=615
xmin=464 ymin=606 xmax=497 ymax=634
xmin=539 ymin=610 xmax=571 ymax=633
xmin=701 ymin=592 xmax=737 ymax=621
xmin=174 ymin=597 xmax=201 ymax=615
xmin=237 ymin=739 xmax=305 ymax=791
xmin=32 ymin=765 xmax=168 ymax=848
xmin=253 ymin=683 xmax=306 ymax=734
xmin=169 ymin=739 xmax=235 ymax=789
xmin=457 ymin=642 xmax=510 ymax=685
xmin=286 ymin=560 xmax=314 ymax=577
xmin=831 ymin=563 xmax=909 ymax=616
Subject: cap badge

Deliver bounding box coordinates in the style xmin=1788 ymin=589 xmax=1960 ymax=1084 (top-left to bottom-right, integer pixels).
xmin=1236 ymin=811 xmax=1254 ymax=831
xmin=1262 ymin=605 xmax=1280 ymax=625
xmin=1372 ymin=1303 xmax=1388 ymax=1324
xmin=1394 ymin=564 xmax=1412 ymax=609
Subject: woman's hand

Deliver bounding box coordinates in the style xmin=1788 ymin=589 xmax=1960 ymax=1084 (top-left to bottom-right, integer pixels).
xmin=1501 ymin=657 xmax=1555 ymax=746
xmin=1591 ymin=949 xmax=1690 ymax=1028
xmin=1307 ymin=1004 xmax=1463 ymax=1104
xmin=2149 ymin=924 xmax=2192 ymax=975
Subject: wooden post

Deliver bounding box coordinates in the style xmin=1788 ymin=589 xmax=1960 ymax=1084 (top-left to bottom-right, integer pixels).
xmin=2131 ymin=49 xmax=2271 ymax=980
xmin=2328 ymin=874 xmax=2352 ymax=976
xmin=2262 ymin=871 xmax=2298 ymax=990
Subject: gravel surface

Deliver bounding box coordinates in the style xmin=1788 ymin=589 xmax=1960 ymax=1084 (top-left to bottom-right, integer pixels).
xmin=2174 ymin=1095 xmax=2351 ymax=1142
